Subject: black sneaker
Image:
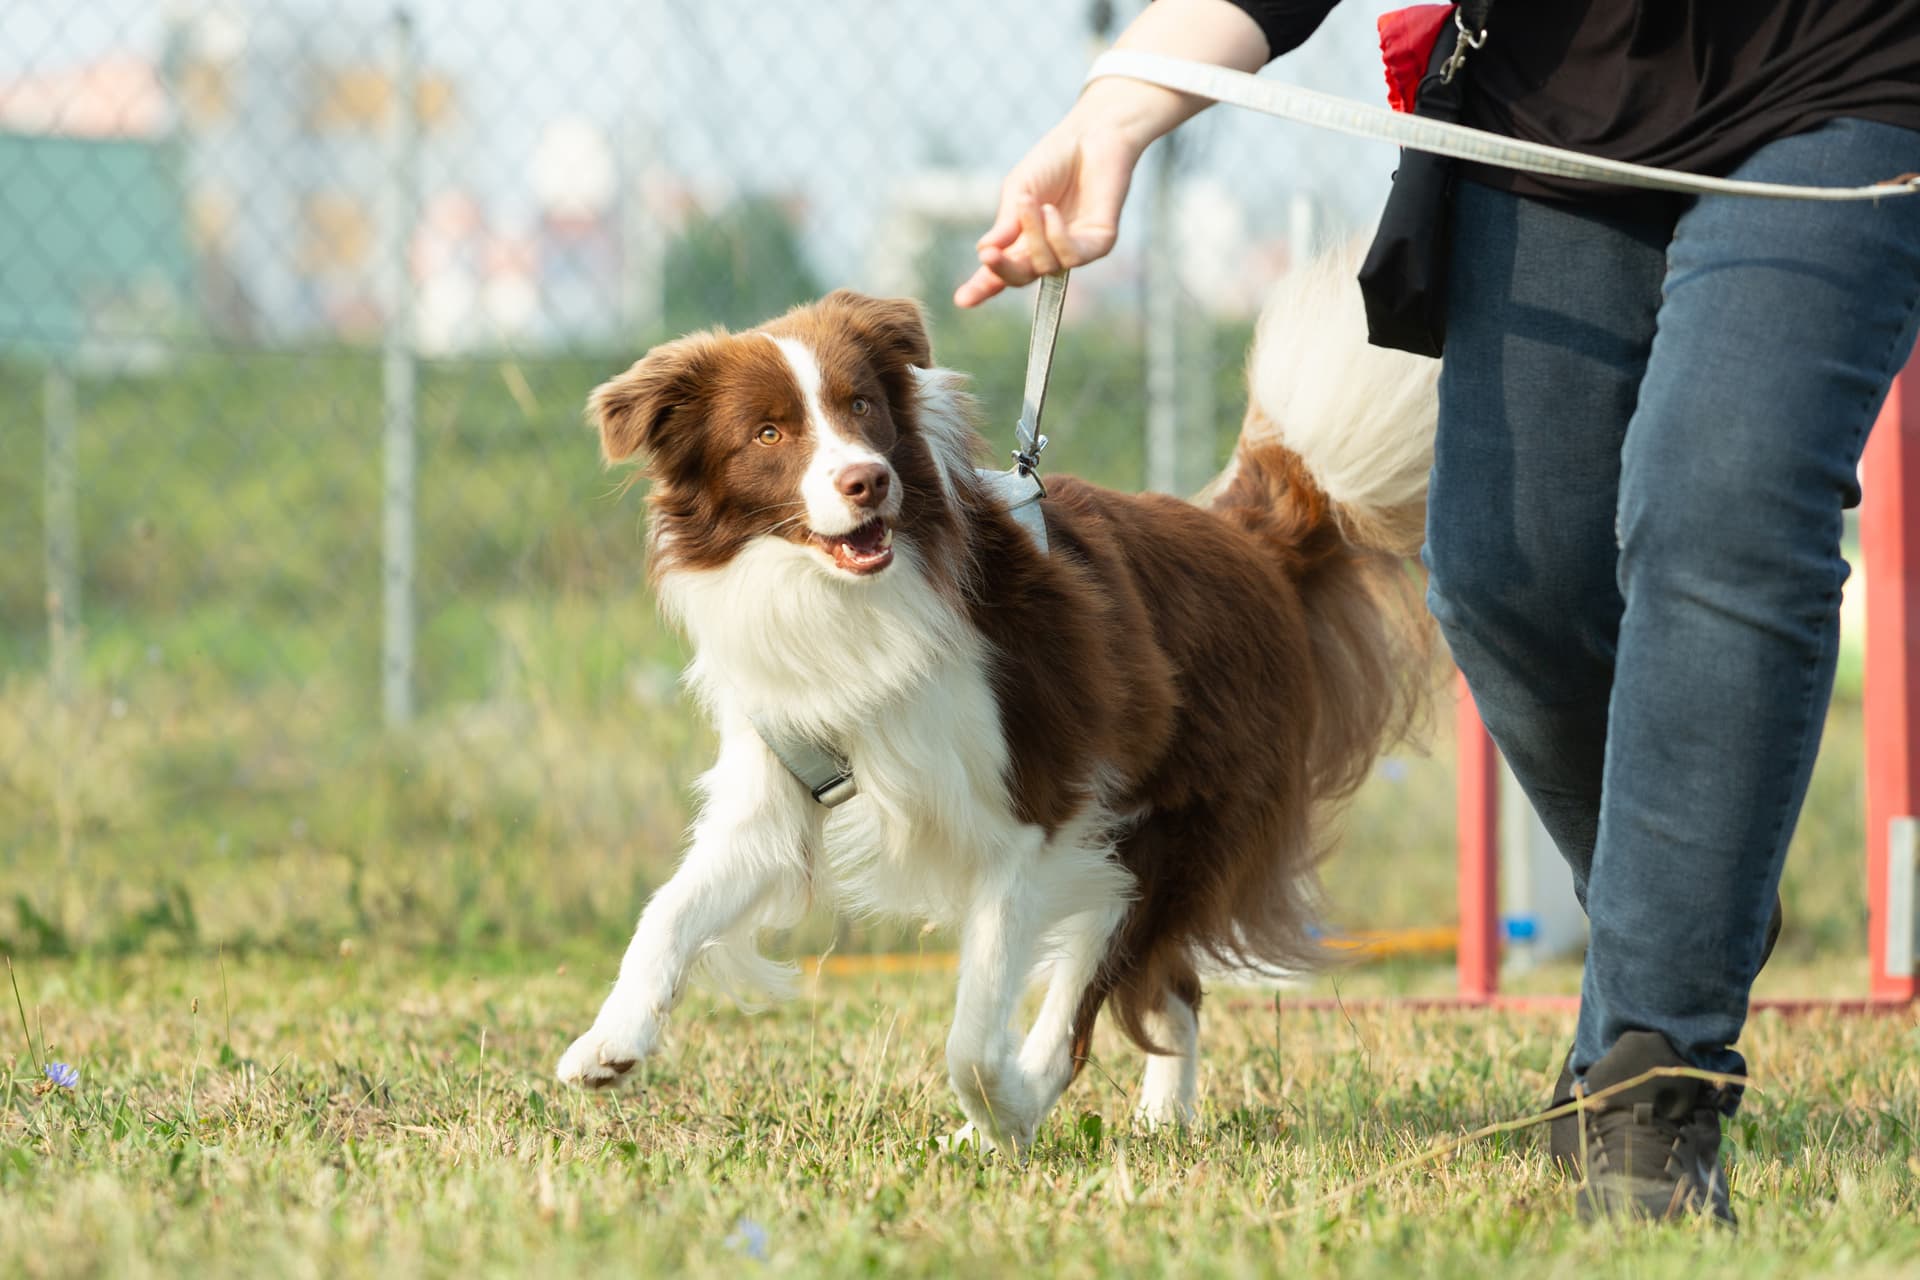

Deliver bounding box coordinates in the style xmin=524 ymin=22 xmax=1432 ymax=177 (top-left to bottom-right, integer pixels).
xmin=1570 ymin=1030 xmax=1736 ymax=1224
xmin=1547 ymin=893 xmax=1779 ymax=1173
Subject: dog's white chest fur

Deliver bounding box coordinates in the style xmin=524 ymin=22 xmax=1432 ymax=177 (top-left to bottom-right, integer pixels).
xmin=660 ymin=535 xmax=1031 ymax=918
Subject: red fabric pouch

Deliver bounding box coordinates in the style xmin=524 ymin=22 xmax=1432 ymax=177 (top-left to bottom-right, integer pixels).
xmin=1378 ymin=4 xmax=1454 ymax=113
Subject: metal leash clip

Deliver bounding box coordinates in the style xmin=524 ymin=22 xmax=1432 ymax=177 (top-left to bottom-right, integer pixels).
xmin=1012 ymin=433 xmax=1048 ymax=493
xmin=1441 ymin=8 xmax=1489 ymax=84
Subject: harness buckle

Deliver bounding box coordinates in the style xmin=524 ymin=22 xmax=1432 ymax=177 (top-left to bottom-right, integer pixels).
xmin=811 ymin=769 xmax=858 ymax=808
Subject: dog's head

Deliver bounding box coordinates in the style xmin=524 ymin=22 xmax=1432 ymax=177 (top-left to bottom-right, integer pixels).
xmin=589 ymin=290 xmax=951 ymax=580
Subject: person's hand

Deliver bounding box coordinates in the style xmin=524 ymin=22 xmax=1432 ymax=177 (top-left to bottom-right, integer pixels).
xmin=950 ymin=0 xmax=1270 ymax=309
xmin=953 ymin=114 xmax=1145 ymax=308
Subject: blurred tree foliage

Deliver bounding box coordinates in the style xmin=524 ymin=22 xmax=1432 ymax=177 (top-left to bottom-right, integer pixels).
xmin=663 ymin=196 xmax=823 ymax=334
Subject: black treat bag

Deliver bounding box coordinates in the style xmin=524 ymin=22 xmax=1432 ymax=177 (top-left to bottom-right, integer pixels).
xmin=1357 ymin=3 xmax=1491 ymax=358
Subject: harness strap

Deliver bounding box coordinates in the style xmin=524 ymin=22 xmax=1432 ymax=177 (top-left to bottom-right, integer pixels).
xmin=976 ymin=465 xmax=1049 ymax=551
xmin=749 ymin=711 xmax=858 ymax=808
xmin=1087 ymin=51 xmax=1920 ymax=203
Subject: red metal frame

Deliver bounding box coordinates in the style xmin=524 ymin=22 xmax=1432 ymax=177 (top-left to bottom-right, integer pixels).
xmin=1441 ymin=365 xmax=1920 ymax=1011
xmin=1863 ymin=359 xmax=1920 ymax=1004
xmin=1454 ymin=673 xmax=1501 ymax=1001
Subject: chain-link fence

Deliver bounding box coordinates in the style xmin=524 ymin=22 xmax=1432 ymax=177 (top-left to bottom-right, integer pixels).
xmin=0 ymin=0 xmax=1492 ymax=955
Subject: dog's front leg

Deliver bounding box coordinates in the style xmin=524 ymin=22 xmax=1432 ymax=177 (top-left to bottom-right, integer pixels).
xmin=943 ymin=846 xmax=1049 ymax=1154
xmin=557 ymin=719 xmax=818 ymax=1090
xmin=1013 ymin=903 xmax=1125 ymax=1122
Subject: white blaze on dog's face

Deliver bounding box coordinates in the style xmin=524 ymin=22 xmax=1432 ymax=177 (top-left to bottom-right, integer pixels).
xmin=585 ymin=291 xmax=940 ymax=581
xmin=769 ymin=335 xmax=901 ymax=572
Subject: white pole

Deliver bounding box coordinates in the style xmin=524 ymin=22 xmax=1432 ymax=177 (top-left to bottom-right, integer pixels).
xmin=1144 ymin=131 xmax=1179 ymax=495
xmin=1498 ymin=756 xmax=1587 ymax=969
xmin=1184 ymin=281 xmax=1214 ymax=494
xmin=620 ymin=0 xmax=665 ymax=337
xmin=381 ymin=8 xmax=420 ymax=727
xmin=1888 ymin=817 xmax=1917 ymax=980
xmin=1288 ymin=191 xmax=1317 ymax=266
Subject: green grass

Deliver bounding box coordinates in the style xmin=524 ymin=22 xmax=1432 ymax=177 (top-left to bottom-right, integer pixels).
xmin=0 ymin=327 xmax=1907 ymax=1275
xmin=2 ymin=950 xmax=1917 ymax=1278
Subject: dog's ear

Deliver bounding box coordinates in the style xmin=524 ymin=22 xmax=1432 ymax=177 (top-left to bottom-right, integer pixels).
xmin=587 ymin=333 xmax=719 ymax=465
xmin=820 ymin=290 xmax=933 ymax=371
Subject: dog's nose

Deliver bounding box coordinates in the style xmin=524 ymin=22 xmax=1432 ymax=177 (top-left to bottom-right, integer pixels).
xmin=834 ymin=462 xmax=890 ymax=508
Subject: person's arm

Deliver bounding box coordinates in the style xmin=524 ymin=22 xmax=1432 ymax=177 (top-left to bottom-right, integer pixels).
xmin=954 ymin=0 xmax=1337 ymax=308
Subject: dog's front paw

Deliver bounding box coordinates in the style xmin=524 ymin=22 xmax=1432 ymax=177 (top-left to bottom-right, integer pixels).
xmin=556 ymin=1022 xmax=657 ymax=1090
xmin=935 ymin=1119 xmax=1040 ymax=1159
xmin=935 ymin=1122 xmax=997 ymax=1154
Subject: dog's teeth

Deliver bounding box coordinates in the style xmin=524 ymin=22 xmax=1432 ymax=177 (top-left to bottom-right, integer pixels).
xmin=880 ymin=528 xmax=893 ymax=549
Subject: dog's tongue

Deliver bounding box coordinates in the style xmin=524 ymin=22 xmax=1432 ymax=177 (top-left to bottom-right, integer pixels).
xmin=831 ymin=518 xmax=892 ymax=573
xmin=844 ymin=520 xmax=887 ymax=554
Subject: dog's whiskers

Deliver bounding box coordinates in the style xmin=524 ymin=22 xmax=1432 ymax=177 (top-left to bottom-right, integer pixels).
xmin=742 ymin=499 xmax=808 ymax=521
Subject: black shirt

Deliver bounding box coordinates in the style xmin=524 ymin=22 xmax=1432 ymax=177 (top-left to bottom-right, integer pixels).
xmin=1225 ymin=1 xmax=1920 ymax=199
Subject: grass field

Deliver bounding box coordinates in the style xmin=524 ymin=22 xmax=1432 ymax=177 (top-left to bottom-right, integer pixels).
xmin=3 ymin=332 xmax=1908 ymax=1276
xmin=3 ymin=949 xmax=1918 ymax=1278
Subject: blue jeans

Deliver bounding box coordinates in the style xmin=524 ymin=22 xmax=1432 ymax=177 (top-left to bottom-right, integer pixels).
xmin=1426 ymin=119 xmax=1920 ymax=1084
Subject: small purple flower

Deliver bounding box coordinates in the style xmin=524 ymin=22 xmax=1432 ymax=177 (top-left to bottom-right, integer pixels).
xmin=43 ymin=1062 xmax=78 ymax=1089
xmin=725 ymin=1218 xmax=769 ymax=1261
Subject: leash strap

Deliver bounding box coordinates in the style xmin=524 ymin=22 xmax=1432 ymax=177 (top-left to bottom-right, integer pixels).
xmin=1016 ymin=269 xmax=1070 ymax=470
xmin=1087 ymin=51 xmax=1920 ymax=203
xmin=981 ymin=266 xmax=1069 ymax=554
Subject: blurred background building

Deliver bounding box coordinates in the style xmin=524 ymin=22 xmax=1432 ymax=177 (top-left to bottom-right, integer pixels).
xmin=0 ymin=0 xmax=1403 ymax=357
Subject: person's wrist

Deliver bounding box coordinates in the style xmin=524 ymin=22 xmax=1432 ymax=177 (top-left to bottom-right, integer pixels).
xmin=1066 ymin=78 xmax=1187 ymax=155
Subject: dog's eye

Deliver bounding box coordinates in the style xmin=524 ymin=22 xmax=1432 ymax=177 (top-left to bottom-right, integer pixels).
xmin=850 ymin=397 xmax=871 ymax=417
xmin=755 ymin=424 xmax=782 ymax=445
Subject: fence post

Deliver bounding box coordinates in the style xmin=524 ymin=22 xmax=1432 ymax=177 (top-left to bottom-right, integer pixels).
xmin=380 ymin=7 xmax=421 ymax=727
xmin=1455 ymin=673 xmax=1500 ymax=1001
xmin=43 ymin=358 xmax=80 ymax=866
xmin=1863 ymin=361 xmax=1920 ymax=1003
xmin=619 ymin=0 xmax=665 ymax=338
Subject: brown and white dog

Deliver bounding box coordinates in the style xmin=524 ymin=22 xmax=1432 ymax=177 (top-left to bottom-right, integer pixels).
xmin=557 ymin=253 xmax=1440 ymax=1151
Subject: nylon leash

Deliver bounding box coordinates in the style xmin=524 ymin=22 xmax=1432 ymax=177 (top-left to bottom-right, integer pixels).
xmin=1087 ymin=51 xmax=1920 ymax=203
xmin=975 ymin=267 xmax=1069 ymax=553
xmin=1016 ymin=269 xmax=1069 ymax=479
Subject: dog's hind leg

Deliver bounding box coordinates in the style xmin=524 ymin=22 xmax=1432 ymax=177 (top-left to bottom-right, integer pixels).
xmin=1135 ymin=960 xmax=1202 ymax=1128
xmin=556 ymin=717 xmax=819 ymax=1090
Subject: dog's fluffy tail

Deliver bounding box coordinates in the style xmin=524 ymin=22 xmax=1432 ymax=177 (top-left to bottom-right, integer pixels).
xmin=1204 ymin=242 xmax=1439 ymax=556
xmin=1207 ymin=243 xmax=1439 ymax=812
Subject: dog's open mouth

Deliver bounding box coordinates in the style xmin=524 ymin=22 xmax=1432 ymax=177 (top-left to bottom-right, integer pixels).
xmin=815 ymin=517 xmax=894 ymax=575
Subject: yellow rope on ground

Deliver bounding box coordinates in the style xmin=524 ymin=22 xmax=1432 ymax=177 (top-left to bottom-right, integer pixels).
xmin=807 ymin=927 xmax=1461 ymax=977
xmin=1271 ymin=1065 xmax=1752 ymax=1221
